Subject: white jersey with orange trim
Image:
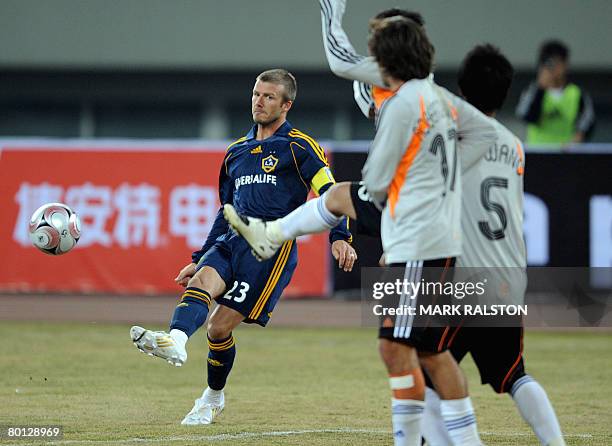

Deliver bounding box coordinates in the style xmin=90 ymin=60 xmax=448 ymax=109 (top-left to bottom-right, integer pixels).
xmin=459 ymin=119 xmax=527 ymax=269
xmin=362 ymin=79 xmax=495 ymax=263
xmin=456 ymin=119 xmax=527 ymax=304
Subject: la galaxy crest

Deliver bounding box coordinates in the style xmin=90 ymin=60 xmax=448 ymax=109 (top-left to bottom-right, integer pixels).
xmin=261 ymin=154 xmax=279 ymax=173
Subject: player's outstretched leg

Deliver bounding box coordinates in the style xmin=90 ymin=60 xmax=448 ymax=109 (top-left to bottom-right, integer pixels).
xmin=223 ymin=204 xmax=284 ymax=260
xmin=130 ymin=325 xmax=187 ymax=367
xmin=130 ymin=286 xmax=211 ymax=366
xmin=130 ymin=267 xmax=224 ymax=367
xmin=224 ymin=184 xmax=352 ymax=260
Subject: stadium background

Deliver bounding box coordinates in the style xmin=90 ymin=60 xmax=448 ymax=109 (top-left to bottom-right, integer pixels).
xmin=0 ymin=1 xmax=611 ymax=445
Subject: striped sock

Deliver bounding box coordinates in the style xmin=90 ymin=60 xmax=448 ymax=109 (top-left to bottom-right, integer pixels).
xmin=389 ymin=370 xmax=425 ymax=446
xmin=391 ymin=398 xmax=425 ymax=446
xmin=511 ymin=375 xmax=565 ymax=446
xmin=440 ymin=397 xmax=482 ymax=445
xmin=169 ymin=287 xmax=211 ymax=337
xmin=422 ymin=387 xmax=454 ymax=445
xmin=207 ymin=334 xmax=236 ymax=391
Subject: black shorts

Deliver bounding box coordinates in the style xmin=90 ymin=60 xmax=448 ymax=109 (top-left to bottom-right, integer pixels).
xmin=446 ymin=323 xmax=525 ymax=393
xmin=378 ymin=257 xmax=456 ymax=353
xmin=349 ymin=181 xmax=381 ymax=237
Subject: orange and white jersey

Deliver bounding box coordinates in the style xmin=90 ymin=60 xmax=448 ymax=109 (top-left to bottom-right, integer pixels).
xmin=362 ymin=79 xmax=496 ymax=263
xmin=456 ymin=119 xmax=527 ymax=304
xmin=459 ymin=119 xmax=527 ymax=269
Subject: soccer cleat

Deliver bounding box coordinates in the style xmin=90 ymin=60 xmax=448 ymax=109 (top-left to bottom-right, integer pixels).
xmin=130 ymin=326 xmax=187 ymax=367
xmin=181 ymin=390 xmax=225 ymax=425
xmin=223 ymin=204 xmax=282 ymax=261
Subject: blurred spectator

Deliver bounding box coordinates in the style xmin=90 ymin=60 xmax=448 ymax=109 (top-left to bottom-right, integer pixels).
xmin=516 ymin=39 xmax=595 ymax=146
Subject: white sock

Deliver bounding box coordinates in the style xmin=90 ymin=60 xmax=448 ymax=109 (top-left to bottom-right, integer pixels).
xmin=391 ymin=398 xmax=425 ymax=446
xmin=422 ymin=388 xmax=453 ymax=445
xmin=169 ymin=329 xmax=188 ymax=347
xmin=511 ymin=375 xmax=565 ymax=446
xmin=202 ymin=387 xmax=223 ymax=404
xmin=440 ymin=397 xmax=482 ymax=446
xmin=274 ymin=192 xmax=342 ymax=242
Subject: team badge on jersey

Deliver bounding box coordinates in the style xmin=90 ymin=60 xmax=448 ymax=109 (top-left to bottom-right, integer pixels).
xmin=262 ymin=154 xmax=279 ymax=173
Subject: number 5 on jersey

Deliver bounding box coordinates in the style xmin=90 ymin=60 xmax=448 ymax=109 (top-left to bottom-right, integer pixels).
xmin=479 ymin=176 xmax=508 ymax=240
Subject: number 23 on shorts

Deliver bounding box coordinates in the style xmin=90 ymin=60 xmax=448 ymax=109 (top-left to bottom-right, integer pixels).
xmin=223 ymin=281 xmax=250 ymax=303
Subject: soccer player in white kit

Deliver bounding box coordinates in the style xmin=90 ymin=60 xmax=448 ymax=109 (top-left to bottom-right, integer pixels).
xmin=418 ymin=45 xmax=567 ymax=446
xmin=224 ymin=13 xmax=494 ymax=446
xmin=340 ymin=25 xmax=566 ymax=442
xmin=318 ymin=2 xmax=566 ymax=442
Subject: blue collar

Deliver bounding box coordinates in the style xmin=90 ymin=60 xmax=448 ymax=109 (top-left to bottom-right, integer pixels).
xmin=246 ymin=120 xmax=293 ymax=141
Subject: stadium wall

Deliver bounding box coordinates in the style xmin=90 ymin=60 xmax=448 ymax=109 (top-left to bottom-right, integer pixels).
xmin=1 ymin=0 xmax=610 ymax=70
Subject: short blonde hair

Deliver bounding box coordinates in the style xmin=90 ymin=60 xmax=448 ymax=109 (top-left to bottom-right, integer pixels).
xmin=256 ymin=69 xmax=297 ymax=102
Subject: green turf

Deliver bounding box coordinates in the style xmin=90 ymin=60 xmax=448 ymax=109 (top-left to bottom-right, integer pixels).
xmin=0 ymin=323 xmax=610 ymax=445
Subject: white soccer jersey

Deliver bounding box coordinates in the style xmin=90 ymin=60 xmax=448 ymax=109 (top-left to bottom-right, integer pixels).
xmin=457 ymin=119 xmax=527 ymax=304
xmin=459 ymin=119 xmax=527 ymax=269
xmin=362 ymin=80 xmax=495 ymax=263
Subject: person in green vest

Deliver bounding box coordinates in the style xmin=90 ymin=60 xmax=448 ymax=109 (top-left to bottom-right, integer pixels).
xmin=516 ymin=39 xmax=595 ymax=147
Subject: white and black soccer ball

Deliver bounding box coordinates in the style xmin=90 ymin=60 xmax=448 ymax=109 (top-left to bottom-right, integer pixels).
xmin=29 ymin=203 xmax=81 ymax=255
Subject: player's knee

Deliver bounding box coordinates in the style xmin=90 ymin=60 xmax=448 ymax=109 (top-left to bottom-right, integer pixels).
xmin=389 ymin=367 xmax=426 ymax=401
xmin=418 ymin=350 xmax=469 ymax=399
xmin=207 ymin=312 xmax=235 ymax=340
xmin=324 ymin=182 xmax=350 ymax=216
xmin=185 ymin=266 xmax=226 ymax=298
xmin=379 ymin=339 xmax=415 ymax=374
xmin=379 ymin=342 xmax=425 ymax=400
xmin=187 ymin=274 xmax=205 ymax=290
xmin=207 ymin=319 xmax=232 ymax=340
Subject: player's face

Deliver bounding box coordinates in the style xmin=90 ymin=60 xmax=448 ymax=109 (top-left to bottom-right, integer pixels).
xmin=252 ymin=80 xmax=291 ymax=125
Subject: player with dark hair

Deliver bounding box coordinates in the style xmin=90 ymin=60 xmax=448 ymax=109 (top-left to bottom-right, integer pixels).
xmin=130 ymin=68 xmax=355 ymax=425
xmin=421 ymin=44 xmax=566 ymax=446
xmin=338 ymin=6 xmax=425 ymax=120
xmin=225 ymin=17 xmax=494 ymax=446
xmin=367 ymin=16 xmax=432 ymax=82
xmin=457 ymin=44 xmax=514 ymax=115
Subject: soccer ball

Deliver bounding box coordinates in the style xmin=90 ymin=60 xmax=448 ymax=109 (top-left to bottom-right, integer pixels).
xmin=29 ymin=203 xmax=81 ymax=255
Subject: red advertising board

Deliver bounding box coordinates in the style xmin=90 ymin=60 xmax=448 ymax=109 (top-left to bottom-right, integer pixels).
xmin=0 ymin=142 xmax=329 ymax=296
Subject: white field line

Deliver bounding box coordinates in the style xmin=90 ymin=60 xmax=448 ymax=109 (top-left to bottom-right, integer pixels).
xmin=2 ymin=428 xmax=601 ymax=445
xmin=4 ymin=428 xmax=386 ymax=445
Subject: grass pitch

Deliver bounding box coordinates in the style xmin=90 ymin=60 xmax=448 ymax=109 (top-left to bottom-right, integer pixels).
xmin=0 ymin=322 xmax=610 ymax=445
